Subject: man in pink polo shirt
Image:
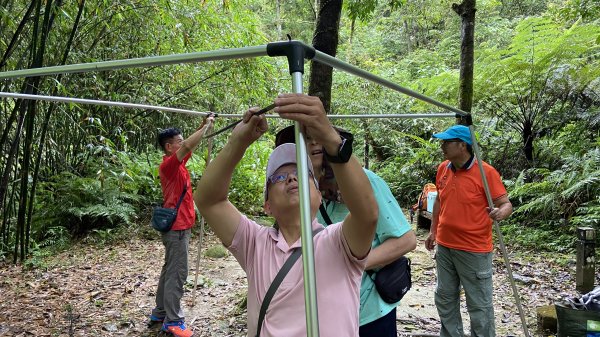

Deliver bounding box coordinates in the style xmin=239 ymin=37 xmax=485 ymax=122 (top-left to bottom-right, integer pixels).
xmin=195 ymin=94 xmax=379 ymax=336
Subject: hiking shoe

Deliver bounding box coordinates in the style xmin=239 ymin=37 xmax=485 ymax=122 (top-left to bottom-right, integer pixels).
xmin=150 ymin=314 xmax=164 ymax=322
xmin=147 ymin=314 xmax=164 ymax=327
xmin=162 ymin=321 xmax=193 ymax=337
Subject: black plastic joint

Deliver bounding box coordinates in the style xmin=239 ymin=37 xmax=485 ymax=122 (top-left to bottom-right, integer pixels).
xmin=266 ymin=40 xmax=316 ymax=74
xmin=463 ymin=114 xmax=473 ymax=126
xmin=456 ymin=113 xmax=473 ymax=126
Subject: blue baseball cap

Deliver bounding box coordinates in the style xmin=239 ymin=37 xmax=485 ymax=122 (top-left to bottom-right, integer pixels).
xmin=433 ymin=125 xmax=472 ymax=145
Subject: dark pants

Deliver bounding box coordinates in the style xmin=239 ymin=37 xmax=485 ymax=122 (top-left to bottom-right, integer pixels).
xmin=152 ymin=229 xmax=191 ymax=323
xmin=359 ymin=307 xmax=397 ymax=337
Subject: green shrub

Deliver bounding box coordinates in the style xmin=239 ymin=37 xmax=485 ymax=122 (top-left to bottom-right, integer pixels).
xmin=33 ymin=172 xmax=138 ymax=236
xmin=227 ymin=139 xmax=272 ymax=215
xmin=205 ymin=245 xmax=228 ymax=258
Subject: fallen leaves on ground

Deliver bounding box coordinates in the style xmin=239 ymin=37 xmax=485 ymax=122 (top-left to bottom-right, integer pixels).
xmin=0 ymin=227 xmax=595 ymax=337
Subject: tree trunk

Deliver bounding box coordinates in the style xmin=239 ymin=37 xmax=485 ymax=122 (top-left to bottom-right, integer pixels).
xmin=275 ymin=0 xmax=282 ymax=39
xmin=0 ymin=0 xmax=36 ymax=68
xmin=13 ymin=0 xmax=57 ymax=262
xmin=404 ymin=20 xmax=412 ymax=53
xmin=523 ymin=119 xmax=534 ymax=163
xmin=308 ymin=0 xmax=343 ymax=113
xmin=25 ymin=0 xmax=86 ymax=257
xmin=452 ymin=0 xmax=476 ymax=124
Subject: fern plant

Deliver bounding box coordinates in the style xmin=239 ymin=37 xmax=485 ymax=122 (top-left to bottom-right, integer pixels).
xmin=509 ymin=148 xmax=600 ymax=229
xmin=33 ymin=171 xmax=139 ymax=238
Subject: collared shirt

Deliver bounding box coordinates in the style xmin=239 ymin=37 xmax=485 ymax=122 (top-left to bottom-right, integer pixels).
xmin=317 ymin=168 xmax=411 ymax=325
xmin=159 ymin=152 xmax=195 ymax=230
xmin=435 ymin=158 xmax=508 ymax=252
xmin=228 ymin=214 xmax=365 ymax=337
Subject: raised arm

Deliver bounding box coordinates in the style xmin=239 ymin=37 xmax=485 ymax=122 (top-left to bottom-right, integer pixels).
xmin=275 ymin=94 xmax=378 ymax=258
xmin=176 ymin=115 xmax=214 ymax=162
xmin=194 ymin=110 xmax=267 ymax=246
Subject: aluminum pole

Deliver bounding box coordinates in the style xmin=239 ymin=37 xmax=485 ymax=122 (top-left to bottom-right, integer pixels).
xmin=191 ymin=123 xmax=214 ymax=306
xmin=312 ymin=50 xmax=469 ymax=117
xmin=290 ymin=72 xmax=320 ymax=337
xmin=0 ymin=45 xmax=268 ymax=79
xmin=329 ymin=113 xmax=455 ymax=119
xmin=0 ymin=92 xmax=217 ymax=117
xmin=468 ymin=125 xmax=531 ymax=337
xmin=0 ymin=92 xmax=456 ymax=120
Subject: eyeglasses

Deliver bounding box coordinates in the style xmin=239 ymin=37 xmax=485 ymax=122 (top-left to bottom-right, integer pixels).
xmin=267 ymin=170 xmax=313 ymax=185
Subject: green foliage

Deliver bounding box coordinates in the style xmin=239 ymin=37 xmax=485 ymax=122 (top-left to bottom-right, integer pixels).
xmin=508 ymin=147 xmax=600 ymax=229
xmin=22 ymin=245 xmax=54 ymax=270
xmin=228 ymin=139 xmax=272 ymax=215
xmin=500 ymin=222 xmax=576 ymax=253
xmin=374 ymin=130 xmax=440 ymax=206
xmin=34 ymin=172 xmax=138 ymax=234
xmin=2 ymin=0 xmax=598 ymax=261
xmin=205 ymin=245 xmax=229 ymax=259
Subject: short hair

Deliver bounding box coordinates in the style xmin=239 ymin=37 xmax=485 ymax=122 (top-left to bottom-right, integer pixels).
xmin=157 ymin=127 xmax=182 ymax=151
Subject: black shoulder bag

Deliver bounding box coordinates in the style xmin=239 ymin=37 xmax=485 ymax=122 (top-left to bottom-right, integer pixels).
xmin=321 ymin=202 xmax=411 ymax=304
xmin=255 ymin=227 xmax=323 ymax=337
xmin=366 ymin=256 xmax=412 ymax=303
xmin=151 ymin=186 xmax=187 ymax=232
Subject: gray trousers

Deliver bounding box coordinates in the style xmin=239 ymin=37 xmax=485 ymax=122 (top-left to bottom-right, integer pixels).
xmin=434 ymin=244 xmax=495 ymax=337
xmin=152 ymin=229 xmax=191 ymax=323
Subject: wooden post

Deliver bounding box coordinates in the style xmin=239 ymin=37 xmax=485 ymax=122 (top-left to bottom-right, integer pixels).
xmin=536 ymin=305 xmax=557 ymax=336
xmin=576 ymin=227 xmax=596 ymax=293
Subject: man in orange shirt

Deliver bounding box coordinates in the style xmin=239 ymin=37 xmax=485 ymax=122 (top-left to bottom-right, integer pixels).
xmin=424 ymin=125 xmax=512 ymax=337
xmin=150 ymin=115 xmax=213 ymax=337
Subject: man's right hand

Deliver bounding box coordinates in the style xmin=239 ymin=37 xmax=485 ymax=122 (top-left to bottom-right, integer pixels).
xmin=425 ymin=233 xmax=436 ymax=251
xmin=198 ymin=113 xmax=215 ymax=131
xmin=231 ymin=107 xmax=268 ymax=146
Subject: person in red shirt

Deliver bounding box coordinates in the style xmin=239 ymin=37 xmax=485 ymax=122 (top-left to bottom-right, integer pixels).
xmin=424 ymin=125 xmax=512 ymax=337
xmin=150 ymin=115 xmax=213 ymax=337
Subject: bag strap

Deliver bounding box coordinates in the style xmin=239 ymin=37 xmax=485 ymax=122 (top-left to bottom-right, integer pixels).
xmin=174 ymin=186 xmax=188 ymax=210
xmin=366 ymin=256 xmax=411 ymax=278
xmin=319 ymin=203 xmax=333 ymax=226
xmin=256 ymin=227 xmax=324 ymax=337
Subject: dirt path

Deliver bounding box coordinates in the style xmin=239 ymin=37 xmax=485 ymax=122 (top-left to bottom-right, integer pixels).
xmin=0 ymin=226 xmax=591 ymax=336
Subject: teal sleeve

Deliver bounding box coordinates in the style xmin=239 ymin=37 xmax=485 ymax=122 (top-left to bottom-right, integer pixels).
xmin=364 ymin=169 xmax=411 ymax=243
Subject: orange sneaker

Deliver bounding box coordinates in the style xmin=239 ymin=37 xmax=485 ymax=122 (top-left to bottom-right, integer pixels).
xmin=162 ymin=321 xmax=193 ymax=337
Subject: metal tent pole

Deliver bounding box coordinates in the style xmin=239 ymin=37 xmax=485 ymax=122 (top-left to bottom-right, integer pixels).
xmin=267 ymin=40 xmax=320 ymax=337
xmin=0 ymin=92 xmax=216 ymax=117
xmin=0 ymin=92 xmax=456 ymax=119
xmin=292 ymin=72 xmax=320 ymax=337
xmin=467 ymin=124 xmax=531 ymax=337
xmin=0 ymin=46 xmax=268 ymax=79
xmin=191 ymin=123 xmax=214 ymax=306
xmin=312 ymin=50 xmax=468 ymax=117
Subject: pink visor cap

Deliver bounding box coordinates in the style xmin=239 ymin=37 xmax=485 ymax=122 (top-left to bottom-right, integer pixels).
xmin=264 ymin=143 xmax=319 ymax=201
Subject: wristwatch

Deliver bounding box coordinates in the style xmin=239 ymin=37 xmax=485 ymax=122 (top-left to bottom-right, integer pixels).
xmin=324 ymin=134 xmax=354 ymax=163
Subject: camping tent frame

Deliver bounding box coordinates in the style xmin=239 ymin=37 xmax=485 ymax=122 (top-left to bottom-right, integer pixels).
xmin=0 ymin=40 xmax=530 ymax=337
